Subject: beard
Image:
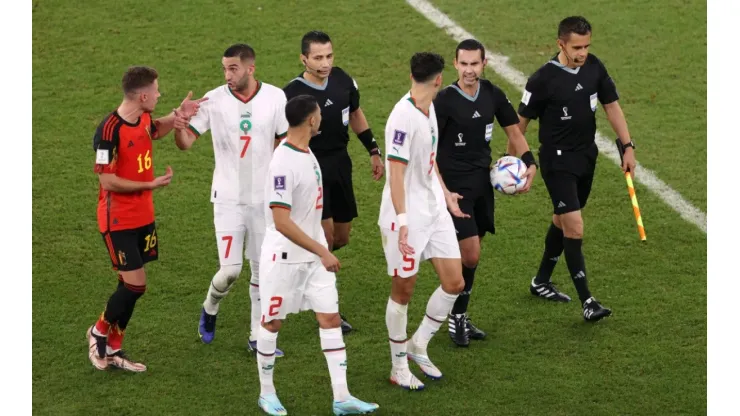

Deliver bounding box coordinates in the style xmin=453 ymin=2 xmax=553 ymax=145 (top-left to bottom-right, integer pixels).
xmin=231 ymin=74 xmax=249 ymax=92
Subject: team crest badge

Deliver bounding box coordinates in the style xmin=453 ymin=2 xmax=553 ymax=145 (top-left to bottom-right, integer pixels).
xmin=117 ymin=250 xmax=127 ymax=266
xmin=240 ymin=119 xmax=252 ymax=133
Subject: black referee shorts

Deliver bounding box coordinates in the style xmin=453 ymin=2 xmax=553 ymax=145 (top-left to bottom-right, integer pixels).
xmin=539 ymin=144 xmax=598 ymax=215
xmin=316 ymin=150 xmax=358 ymax=223
xmin=445 ymin=169 xmax=495 ymax=241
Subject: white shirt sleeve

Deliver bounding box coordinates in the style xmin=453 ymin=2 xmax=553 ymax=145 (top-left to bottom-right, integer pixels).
xmin=384 ymin=109 xmax=413 ymax=165
xmin=274 ymin=92 xmax=289 ymax=139
xmin=267 ymin=161 xmax=294 ymax=210
xmin=188 ymin=92 xmax=211 ymax=136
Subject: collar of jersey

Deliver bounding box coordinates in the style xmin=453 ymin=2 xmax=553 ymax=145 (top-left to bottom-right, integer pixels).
xmin=283 ymin=141 xmax=310 ymax=153
xmin=406 ymin=95 xmax=429 ymax=117
xmin=450 ymin=81 xmax=480 ymax=102
xmin=228 ymin=81 xmax=262 ymax=103
xmin=113 ymin=110 xmax=141 ymax=127
xmin=293 ymin=75 xmax=329 ymax=91
xmin=548 ymin=53 xmax=581 ymax=74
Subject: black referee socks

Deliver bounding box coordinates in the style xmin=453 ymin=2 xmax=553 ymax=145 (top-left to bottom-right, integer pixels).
xmin=451 ymin=265 xmax=477 ymax=315
xmin=562 ymin=237 xmax=592 ymax=304
xmin=534 ymin=223 xmax=565 ymax=285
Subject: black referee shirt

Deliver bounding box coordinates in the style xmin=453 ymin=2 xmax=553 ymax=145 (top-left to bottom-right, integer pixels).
xmin=518 ymin=53 xmax=619 ymax=152
xmin=435 ymin=79 xmax=519 ymax=174
xmin=283 ymin=67 xmax=360 ymax=157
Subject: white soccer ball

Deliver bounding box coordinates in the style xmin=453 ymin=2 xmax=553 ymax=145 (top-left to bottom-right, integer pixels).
xmin=491 ymin=156 xmax=528 ymax=195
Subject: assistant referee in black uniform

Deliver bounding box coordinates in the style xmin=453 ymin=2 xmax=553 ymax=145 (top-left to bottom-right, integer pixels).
xmin=435 ymin=39 xmax=537 ymax=347
xmin=284 ymin=31 xmax=385 ymax=333
xmin=517 ymin=16 xmax=637 ymax=322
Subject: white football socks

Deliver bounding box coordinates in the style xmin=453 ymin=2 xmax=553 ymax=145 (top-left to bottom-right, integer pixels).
xmin=386 ymin=297 xmax=409 ymax=370
xmin=411 ymin=286 xmax=459 ymax=352
xmin=320 ymin=327 xmax=351 ymax=402
xmin=256 ymin=326 xmax=278 ymax=396
xmin=249 ymin=260 xmax=261 ymax=341
xmin=203 ymin=264 xmax=242 ymax=315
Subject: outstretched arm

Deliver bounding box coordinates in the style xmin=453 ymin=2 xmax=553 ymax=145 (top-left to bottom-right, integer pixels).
xmin=173 ymin=92 xmax=210 ymax=150
xmin=153 ymin=91 xmax=208 ymax=140
xmin=434 ymin=162 xmax=469 ymax=219
xmin=175 ymin=127 xmax=198 ymax=150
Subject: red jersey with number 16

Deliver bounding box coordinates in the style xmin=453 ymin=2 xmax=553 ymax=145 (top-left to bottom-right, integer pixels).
xmin=93 ymin=111 xmax=157 ymax=232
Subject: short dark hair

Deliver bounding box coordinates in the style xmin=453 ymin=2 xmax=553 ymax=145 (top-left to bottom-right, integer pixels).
xmin=122 ymin=66 xmax=158 ymax=94
xmin=410 ymin=52 xmax=445 ymax=83
xmin=558 ymin=16 xmax=592 ymax=41
xmin=223 ymin=43 xmax=256 ymax=61
xmin=456 ymin=39 xmax=485 ymax=61
xmin=285 ymin=95 xmax=319 ymax=127
xmin=301 ymin=31 xmax=332 ymax=56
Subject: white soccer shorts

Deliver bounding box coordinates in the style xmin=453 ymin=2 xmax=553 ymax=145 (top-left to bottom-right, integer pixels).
xmin=380 ymin=211 xmax=461 ymax=278
xmin=214 ymin=203 xmax=266 ymax=265
xmin=258 ymin=256 xmax=339 ymax=323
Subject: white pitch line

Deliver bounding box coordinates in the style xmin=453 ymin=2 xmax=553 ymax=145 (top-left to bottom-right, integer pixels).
xmin=406 ymin=0 xmax=707 ymax=233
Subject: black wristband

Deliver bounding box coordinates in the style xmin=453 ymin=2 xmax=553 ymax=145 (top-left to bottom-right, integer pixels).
xmin=357 ymin=129 xmax=380 ymax=155
xmin=521 ymin=151 xmax=537 ymax=168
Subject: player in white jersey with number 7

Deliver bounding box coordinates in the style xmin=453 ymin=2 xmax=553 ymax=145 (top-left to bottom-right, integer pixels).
xmin=379 ymin=52 xmax=467 ymax=391
xmin=254 ymin=95 xmax=378 ymax=416
xmin=173 ymin=44 xmax=288 ymax=356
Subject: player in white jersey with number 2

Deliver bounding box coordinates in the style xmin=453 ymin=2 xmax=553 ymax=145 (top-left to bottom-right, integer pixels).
xmin=379 ymin=52 xmax=467 ymax=391
xmin=254 ymin=95 xmax=378 ymax=416
xmin=173 ymin=44 xmax=288 ymax=356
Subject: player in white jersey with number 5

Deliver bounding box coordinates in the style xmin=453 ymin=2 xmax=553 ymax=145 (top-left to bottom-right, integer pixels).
xmin=173 ymin=44 xmax=288 ymax=356
xmin=254 ymin=95 xmax=378 ymax=416
xmin=379 ymin=52 xmax=467 ymax=391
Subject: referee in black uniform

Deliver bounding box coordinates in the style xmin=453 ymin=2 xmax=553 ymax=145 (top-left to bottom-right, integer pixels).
xmin=517 ymin=16 xmax=636 ymax=321
xmin=283 ymin=31 xmax=384 ymax=334
xmin=435 ymin=39 xmax=537 ymax=347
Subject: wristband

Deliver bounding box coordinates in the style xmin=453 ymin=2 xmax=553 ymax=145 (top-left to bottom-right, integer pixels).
xmin=521 ymin=151 xmax=537 ymax=168
xmin=397 ymin=213 xmax=408 ymax=227
xmin=358 ymin=129 xmax=380 ymax=155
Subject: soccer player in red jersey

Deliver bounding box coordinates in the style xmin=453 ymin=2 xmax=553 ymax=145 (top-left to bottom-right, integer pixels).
xmin=86 ymin=66 xmax=205 ymax=371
